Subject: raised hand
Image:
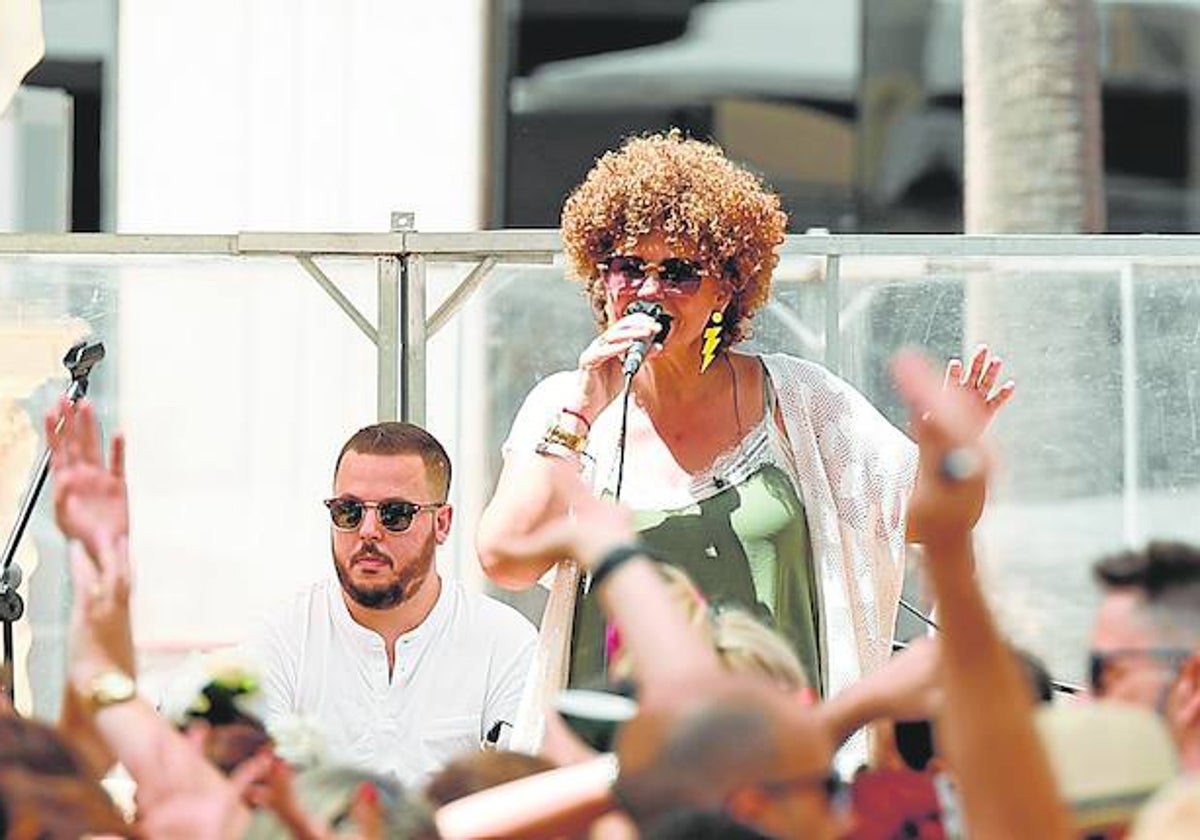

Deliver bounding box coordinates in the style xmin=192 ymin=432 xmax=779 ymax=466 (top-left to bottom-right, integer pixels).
xmin=894 ymin=350 xmax=994 ymax=546
xmin=943 ymin=344 xmax=1015 ymax=429
xmin=45 ymin=397 xmax=128 ymax=566
xmin=484 ymin=461 xmax=635 ymax=573
xmin=130 ymin=733 xmax=267 ymax=840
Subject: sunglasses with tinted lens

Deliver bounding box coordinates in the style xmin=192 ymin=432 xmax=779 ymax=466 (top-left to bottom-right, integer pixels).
xmin=323 ymin=498 xmax=444 ymax=533
xmin=758 ymin=772 xmax=849 ymax=812
xmin=598 ymin=255 xmax=704 ymax=295
xmin=1087 ymin=647 xmax=1191 ymax=696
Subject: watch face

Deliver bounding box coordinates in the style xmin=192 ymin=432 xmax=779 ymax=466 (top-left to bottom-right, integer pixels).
xmin=91 ymin=671 xmax=137 ymax=708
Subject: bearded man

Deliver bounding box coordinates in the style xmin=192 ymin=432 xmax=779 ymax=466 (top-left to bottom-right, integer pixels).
xmin=247 ymin=422 xmax=535 ymax=786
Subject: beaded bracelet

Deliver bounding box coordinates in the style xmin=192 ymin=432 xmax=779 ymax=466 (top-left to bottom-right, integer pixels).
xmin=559 ymin=407 xmax=593 ymax=432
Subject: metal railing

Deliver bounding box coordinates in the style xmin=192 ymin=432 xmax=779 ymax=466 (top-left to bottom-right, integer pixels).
xmin=7 ymin=228 xmax=1200 ymax=425
xmin=6 ymin=228 xmax=1200 ymax=694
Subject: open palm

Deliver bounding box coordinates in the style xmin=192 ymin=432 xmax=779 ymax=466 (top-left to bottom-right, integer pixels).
xmin=46 ymin=398 xmax=128 ymax=564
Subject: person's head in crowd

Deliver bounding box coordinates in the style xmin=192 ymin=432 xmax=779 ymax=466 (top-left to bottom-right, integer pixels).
xmin=201 ymin=720 xmax=273 ymax=777
xmin=641 ymin=807 xmax=775 ymax=839
xmin=246 ymin=765 xmax=436 ymax=839
xmin=424 ymin=750 xmax=556 ymax=807
xmin=712 ymin=608 xmax=811 ymax=696
xmin=0 ymin=716 xmax=90 ymax=778
xmin=616 ymin=685 xmax=845 ymax=840
xmin=901 ymin=644 xmax=1053 ymax=771
xmin=327 ymin=422 xmax=453 ymax=612
xmin=1091 ymin=541 xmax=1200 ymax=766
xmin=561 ymin=130 xmax=787 ymax=361
xmin=161 ymin=655 xmax=276 ymax=778
xmin=0 ymin=768 xmax=128 ymax=839
xmin=608 ymin=563 xmax=810 ymax=696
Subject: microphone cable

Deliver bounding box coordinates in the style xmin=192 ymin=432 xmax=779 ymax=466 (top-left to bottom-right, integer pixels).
xmin=614 ymin=371 xmax=634 ymax=502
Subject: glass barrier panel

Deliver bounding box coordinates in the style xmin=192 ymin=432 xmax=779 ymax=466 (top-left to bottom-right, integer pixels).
xmin=1 ymin=253 xmax=379 ymax=714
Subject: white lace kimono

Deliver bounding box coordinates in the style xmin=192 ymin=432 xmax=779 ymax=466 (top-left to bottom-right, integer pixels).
xmin=506 ymin=352 xmax=918 ymax=753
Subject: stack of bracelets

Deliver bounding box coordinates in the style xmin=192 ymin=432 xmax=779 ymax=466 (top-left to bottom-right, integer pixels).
xmin=535 ymin=408 xmax=595 ymax=466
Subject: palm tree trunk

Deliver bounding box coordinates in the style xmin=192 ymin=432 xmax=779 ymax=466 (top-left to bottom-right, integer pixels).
xmin=964 ymin=0 xmax=1105 ymax=233
xmin=959 ymin=0 xmax=1110 ymax=686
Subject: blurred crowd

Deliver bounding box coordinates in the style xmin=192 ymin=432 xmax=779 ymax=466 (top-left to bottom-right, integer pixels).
xmin=1 ymin=349 xmax=1195 ymax=839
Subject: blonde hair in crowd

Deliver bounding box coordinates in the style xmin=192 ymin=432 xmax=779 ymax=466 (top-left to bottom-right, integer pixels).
xmin=609 ymin=563 xmax=809 ymax=693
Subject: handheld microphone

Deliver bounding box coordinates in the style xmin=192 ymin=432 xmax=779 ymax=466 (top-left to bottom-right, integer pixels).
xmin=621 ymin=301 xmax=673 ymax=377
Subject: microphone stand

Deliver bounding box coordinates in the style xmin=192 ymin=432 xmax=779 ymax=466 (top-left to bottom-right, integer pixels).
xmin=0 ymin=340 xmax=105 ymax=703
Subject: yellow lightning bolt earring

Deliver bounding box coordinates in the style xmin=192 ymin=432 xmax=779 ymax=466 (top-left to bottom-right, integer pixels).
xmin=700 ymin=310 xmax=724 ymax=373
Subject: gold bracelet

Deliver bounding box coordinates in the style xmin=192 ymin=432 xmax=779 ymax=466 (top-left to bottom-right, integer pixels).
xmin=542 ymin=423 xmax=588 ymax=454
xmin=535 ymin=439 xmax=582 ymax=461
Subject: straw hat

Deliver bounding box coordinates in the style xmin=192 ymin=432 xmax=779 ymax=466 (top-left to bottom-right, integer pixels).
xmin=1035 ymin=702 xmax=1178 ymax=832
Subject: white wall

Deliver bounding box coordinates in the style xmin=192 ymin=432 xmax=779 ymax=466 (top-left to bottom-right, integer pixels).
xmin=118 ymin=0 xmax=485 ymax=232
xmin=115 ymin=0 xmax=488 ymax=651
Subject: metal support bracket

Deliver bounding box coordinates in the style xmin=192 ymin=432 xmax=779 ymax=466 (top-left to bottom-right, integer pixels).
xmin=296 ymin=255 xmax=378 ymax=343
xmin=427 ymin=256 xmax=498 ymax=338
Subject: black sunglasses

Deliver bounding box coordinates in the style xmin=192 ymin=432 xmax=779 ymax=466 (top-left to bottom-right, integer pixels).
xmin=756 ymin=771 xmax=848 ymax=810
xmin=323 ymin=497 xmax=444 ymax=533
xmin=1087 ymin=647 xmax=1191 ymax=695
xmin=598 ymin=255 xmax=705 ymax=295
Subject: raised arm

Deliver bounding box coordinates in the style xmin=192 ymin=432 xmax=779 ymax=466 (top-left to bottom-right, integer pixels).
xmin=819 ymin=636 xmax=942 ymax=748
xmin=891 ymin=350 xmax=1069 ymax=840
xmin=481 ymin=461 xmax=723 ymax=704
xmin=478 ymin=316 xmax=662 ymax=590
xmin=476 ymin=450 xmax=579 ymax=590
xmin=45 ymin=397 xmax=131 ymax=777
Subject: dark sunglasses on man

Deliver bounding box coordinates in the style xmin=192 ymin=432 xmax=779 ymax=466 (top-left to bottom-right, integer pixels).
xmin=598 ymin=254 xmax=705 ymax=295
xmin=324 ymin=497 xmax=445 ymax=533
xmin=1088 ymin=646 xmax=1191 ymax=697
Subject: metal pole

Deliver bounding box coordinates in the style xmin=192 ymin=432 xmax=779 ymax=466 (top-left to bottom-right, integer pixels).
xmin=400 ymin=253 xmax=428 ymax=425
xmin=377 ymin=256 xmax=400 ymax=422
xmin=1119 ymin=263 xmax=1141 ymax=547
xmin=823 ymin=254 xmax=842 ymax=374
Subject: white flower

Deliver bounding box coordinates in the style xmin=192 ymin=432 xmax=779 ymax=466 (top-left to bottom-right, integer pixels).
xmin=157 ymin=648 xmax=267 ymax=725
xmin=268 ymin=714 xmax=328 ymax=768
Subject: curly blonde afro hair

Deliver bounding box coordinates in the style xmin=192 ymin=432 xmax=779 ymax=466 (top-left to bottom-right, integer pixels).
xmin=561 ymin=130 xmax=788 ymax=350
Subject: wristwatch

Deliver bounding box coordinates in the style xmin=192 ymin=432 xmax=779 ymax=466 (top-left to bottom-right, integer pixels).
xmin=86 ymin=670 xmax=137 ymax=711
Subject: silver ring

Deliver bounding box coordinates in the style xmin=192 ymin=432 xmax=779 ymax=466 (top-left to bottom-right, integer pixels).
xmin=939 ymin=447 xmax=984 ymax=482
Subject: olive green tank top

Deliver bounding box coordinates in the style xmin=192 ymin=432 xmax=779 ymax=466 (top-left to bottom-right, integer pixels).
xmin=568 ymin=371 xmax=821 ymax=692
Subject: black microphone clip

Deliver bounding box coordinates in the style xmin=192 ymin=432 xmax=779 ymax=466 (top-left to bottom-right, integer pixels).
xmin=63 ymin=340 xmax=106 ymax=398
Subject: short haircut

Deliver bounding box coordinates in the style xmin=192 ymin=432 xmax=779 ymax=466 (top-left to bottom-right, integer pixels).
xmin=334 ymin=422 xmax=452 ymax=500
xmin=0 ymin=717 xmax=94 ymax=778
xmin=1094 ymin=541 xmax=1200 ymax=643
xmin=615 ymin=701 xmax=783 ymax=823
xmin=643 ymin=808 xmax=773 ymax=839
xmin=423 ymin=750 xmax=556 ymax=807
